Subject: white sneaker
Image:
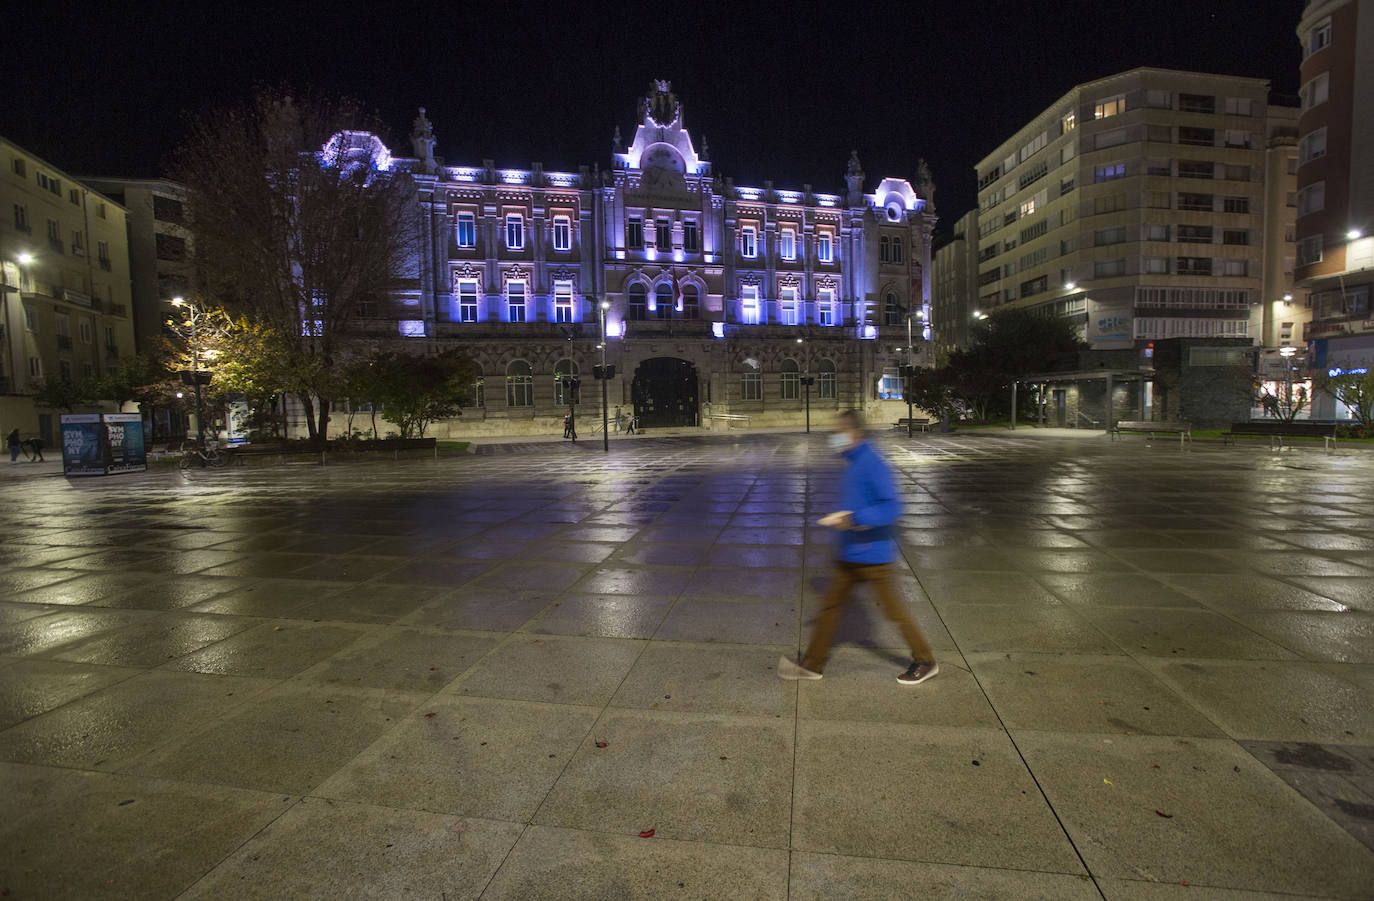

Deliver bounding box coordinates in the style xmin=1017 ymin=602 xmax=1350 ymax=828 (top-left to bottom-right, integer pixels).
xmin=777 ymin=655 xmax=823 ymax=681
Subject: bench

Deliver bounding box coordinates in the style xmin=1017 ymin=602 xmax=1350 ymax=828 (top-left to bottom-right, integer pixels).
xmin=893 ymin=418 xmax=932 ymax=433
xmin=1222 ymin=421 xmax=1337 ymax=453
xmin=1110 ymin=420 xmax=1192 ymax=446
xmin=704 ymin=413 xmax=750 ymax=430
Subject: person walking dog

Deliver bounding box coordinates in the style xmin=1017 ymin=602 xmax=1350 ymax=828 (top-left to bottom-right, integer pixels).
xmin=779 ymin=410 xmax=938 ymax=685
xmin=7 ymin=428 xmax=20 ymax=462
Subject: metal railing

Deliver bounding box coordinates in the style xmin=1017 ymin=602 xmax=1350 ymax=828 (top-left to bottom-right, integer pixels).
xmin=1076 ymin=411 xmax=1101 ymax=429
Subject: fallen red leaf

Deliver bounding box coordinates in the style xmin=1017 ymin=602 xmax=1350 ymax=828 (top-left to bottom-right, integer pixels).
xmin=595 ymin=741 xmax=608 ymax=748
xmin=424 ymin=712 xmax=437 ymax=718
xmin=429 ymin=666 xmax=437 ymax=671
xmin=1155 ymin=810 xmax=1173 ymax=818
xmin=638 ymin=829 xmax=655 ymax=838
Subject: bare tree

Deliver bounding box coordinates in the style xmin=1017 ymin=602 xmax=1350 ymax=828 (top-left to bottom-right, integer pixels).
xmin=174 ymin=89 xmax=416 ymax=444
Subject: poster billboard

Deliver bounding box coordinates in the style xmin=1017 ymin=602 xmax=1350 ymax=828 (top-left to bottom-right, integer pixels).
xmin=60 ymin=414 xmax=105 ymax=476
xmin=226 ymin=401 xmax=251 ymax=445
xmin=103 ymin=413 xmax=147 ymax=474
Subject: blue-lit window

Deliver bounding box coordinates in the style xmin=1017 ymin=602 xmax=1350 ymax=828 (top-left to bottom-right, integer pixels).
xmin=655 ymin=284 xmax=673 ymax=319
xmin=741 ymin=226 xmax=757 ymax=259
xmin=818 ymin=358 xmax=836 ymax=399
xmin=554 ymin=281 xmax=574 ymax=323
xmin=507 ymin=281 xmax=527 ymax=322
xmin=817 ymin=232 xmax=833 ymax=263
xmin=457 ymin=279 xmax=479 ymax=323
xmin=456 ymin=212 xmax=476 ymax=248
xmin=878 ymin=369 xmax=903 ymax=399
xmin=780 ymin=288 xmax=798 ymax=325
xmin=681 ymin=284 xmax=699 ymax=319
xmin=1094 ymin=164 xmax=1126 ymax=183
xmin=627 ymin=284 xmax=647 ymax=320
xmin=506 ymin=360 xmax=533 ymax=406
xmin=818 ymin=289 xmax=836 ymax=326
xmin=553 ymin=216 xmax=571 ymax=252
xmin=683 ymin=220 xmax=699 ymax=252
xmin=627 ymin=216 xmax=643 ymax=249
xmin=656 ymin=218 xmax=672 ymax=249
xmin=505 ymin=214 xmax=524 ymax=250
xmin=741 ymin=285 xmax=760 ymax=324
xmin=780 ymin=229 xmax=796 ymax=261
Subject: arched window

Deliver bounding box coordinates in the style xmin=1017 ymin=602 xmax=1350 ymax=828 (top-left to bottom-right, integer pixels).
xmin=885 ymin=293 xmax=903 ymax=325
xmin=554 ymin=359 xmax=580 ymax=405
xmin=681 ymin=284 xmax=699 ymax=319
xmin=506 ymin=359 xmax=533 ymax=406
xmin=655 ymin=283 xmax=674 ymax=320
xmin=818 ymin=358 xmax=837 ymax=399
xmin=740 ymin=359 xmax=762 ymax=401
xmin=469 ymin=366 xmax=486 ymax=408
xmin=780 ymin=358 xmax=800 ymax=400
xmin=627 ymin=284 xmax=647 ymax=320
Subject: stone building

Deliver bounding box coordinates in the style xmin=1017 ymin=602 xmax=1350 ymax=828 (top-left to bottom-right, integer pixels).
xmin=319 ymin=81 xmax=937 ymax=437
xmin=931 ymin=209 xmax=979 ymax=355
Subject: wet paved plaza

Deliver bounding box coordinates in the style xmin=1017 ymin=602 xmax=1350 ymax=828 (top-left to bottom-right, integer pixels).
xmin=1 ymin=431 xmax=1372 ymax=899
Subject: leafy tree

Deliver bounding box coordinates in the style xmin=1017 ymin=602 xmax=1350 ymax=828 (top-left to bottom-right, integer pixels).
xmin=941 ymin=308 xmax=1085 ymax=421
xmin=94 ymin=353 xmax=169 ymax=408
xmin=174 ymin=88 xmax=417 ymax=445
xmin=32 ymin=378 xmax=96 ymax=413
xmin=903 ymin=368 xmax=960 ymax=423
xmin=1314 ymin=365 xmax=1374 ymax=426
xmin=371 ymin=351 xmax=476 ymax=438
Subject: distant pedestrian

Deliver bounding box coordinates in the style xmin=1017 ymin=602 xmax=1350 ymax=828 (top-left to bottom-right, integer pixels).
xmin=22 ymin=436 xmax=45 ymax=463
xmin=563 ymin=413 xmax=577 ymax=441
xmin=6 ymin=428 xmax=20 ymax=462
xmin=625 ymin=413 xmax=636 ymax=435
xmin=613 ymin=406 xmax=623 ymax=433
xmin=779 ymin=410 xmax=937 ymax=685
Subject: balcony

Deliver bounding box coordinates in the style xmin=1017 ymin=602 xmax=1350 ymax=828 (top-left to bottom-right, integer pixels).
xmin=63 ymin=288 xmax=92 ymax=307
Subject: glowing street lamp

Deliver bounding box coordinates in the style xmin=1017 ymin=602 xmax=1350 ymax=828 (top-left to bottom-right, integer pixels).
xmin=170 ymin=296 xmax=208 ymax=448
xmin=598 ymin=300 xmax=612 ymax=452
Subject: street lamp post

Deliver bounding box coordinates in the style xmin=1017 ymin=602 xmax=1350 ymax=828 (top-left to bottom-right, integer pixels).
xmin=796 ymin=336 xmax=814 ymax=433
xmin=172 ymin=297 xmax=206 ymax=449
xmin=599 ymin=300 xmax=611 ymax=453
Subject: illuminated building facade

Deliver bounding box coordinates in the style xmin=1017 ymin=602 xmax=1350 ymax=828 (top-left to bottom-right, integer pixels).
xmin=1294 ymin=0 xmax=1374 ymax=420
xmin=339 ymin=81 xmax=936 ymax=435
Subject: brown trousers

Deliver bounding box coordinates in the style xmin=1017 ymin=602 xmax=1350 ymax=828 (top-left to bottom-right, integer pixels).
xmin=803 ymin=561 xmax=935 ymax=672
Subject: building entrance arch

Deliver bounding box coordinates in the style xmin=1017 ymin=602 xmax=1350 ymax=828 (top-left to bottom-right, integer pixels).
xmin=631 ymin=357 xmax=699 ymax=428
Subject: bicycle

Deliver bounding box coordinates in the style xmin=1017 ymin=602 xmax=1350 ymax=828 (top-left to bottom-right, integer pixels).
xmin=179 ymin=441 xmax=229 ymax=470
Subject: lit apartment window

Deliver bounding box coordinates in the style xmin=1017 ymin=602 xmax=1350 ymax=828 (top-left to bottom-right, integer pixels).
xmin=780 ymin=228 xmax=796 ymax=261
xmin=740 ymin=226 xmax=757 ymax=259
xmin=1061 ymin=111 xmax=1076 ymax=133
xmin=507 ymin=281 xmax=527 ymax=322
xmin=457 ymin=279 xmax=479 ymax=322
xmin=682 ymin=220 xmax=699 ymax=252
xmin=817 ymin=232 xmax=833 ymax=262
xmin=655 ymin=218 xmax=672 ymax=248
xmin=1301 ymin=72 xmax=1329 ymax=111
xmin=554 ymin=281 xmax=574 ymax=323
xmin=552 ymin=215 xmax=571 ymax=252
xmin=780 ymin=287 xmax=798 ymax=325
xmin=505 ymin=214 xmax=524 ymax=250
xmin=1299 ymin=128 xmax=1327 ymax=165
xmin=1094 ymin=94 xmax=1125 ymax=119
xmin=818 ymin=289 xmax=836 ymax=326
xmin=1094 ymin=164 xmax=1126 ymax=183
xmin=455 ymin=212 xmax=476 ymax=248
xmin=740 ymin=285 xmax=760 ymax=323
xmin=627 ymin=216 xmax=643 ymax=249
xmin=1297 ymin=182 xmax=1326 ymax=217
xmin=1020 ymin=198 xmax=1037 ymax=217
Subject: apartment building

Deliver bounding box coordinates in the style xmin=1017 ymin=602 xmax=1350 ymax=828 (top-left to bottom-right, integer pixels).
xmin=974 ymin=68 xmax=1298 ymax=351
xmin=1 ymin=137 xmax=136 ymax=444
xmin=1294 ymin=0 xmax=1374 ymax=419
xmin=932 ymin=209 xmax=979 ymax=355
xmin=83 ymin=178 xmax=193 ymax=354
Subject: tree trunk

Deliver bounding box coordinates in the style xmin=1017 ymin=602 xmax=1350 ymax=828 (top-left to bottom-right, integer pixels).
xmin=301 ymin=394 xmax=317 ymax=440
xmin=316 ymin=399 xmax=330 ymax=446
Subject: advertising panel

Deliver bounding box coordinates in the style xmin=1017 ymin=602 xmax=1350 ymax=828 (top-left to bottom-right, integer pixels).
xmin=60 ymin=414 xmax=105 ymax=476
xmin=103 ymin=413 xmax=147 ymax=474
xmin=226 ymin=401 xmax=251 ymax=445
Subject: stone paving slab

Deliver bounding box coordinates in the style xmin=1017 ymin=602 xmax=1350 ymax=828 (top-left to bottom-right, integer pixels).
xmin=0 ymin=431 xmax=1371 ymax=898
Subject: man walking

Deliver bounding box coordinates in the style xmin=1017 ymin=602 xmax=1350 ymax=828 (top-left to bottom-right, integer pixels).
xmin=779 ymin=410 xmax=937 ymax=685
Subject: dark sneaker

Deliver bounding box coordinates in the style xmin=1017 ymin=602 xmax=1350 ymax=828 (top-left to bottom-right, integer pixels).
xmin=777 ymin=655 xmax=823 ymax=681
xmin=897 ymin=661 xmax=938 ymax=685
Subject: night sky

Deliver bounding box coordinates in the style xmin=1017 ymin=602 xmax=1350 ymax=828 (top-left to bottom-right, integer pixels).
xmin=3 ymin=0 xmax=1302 ymax=228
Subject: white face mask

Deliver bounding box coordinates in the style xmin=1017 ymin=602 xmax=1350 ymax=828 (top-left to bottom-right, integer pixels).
xmin=827 ymin=433 xmax=851 ymax=452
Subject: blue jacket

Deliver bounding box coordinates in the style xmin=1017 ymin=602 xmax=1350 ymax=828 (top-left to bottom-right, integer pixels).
xmin=835 ymin=439 xmax=901 ymax=563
